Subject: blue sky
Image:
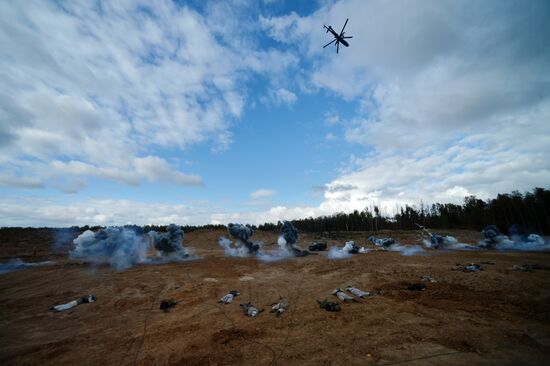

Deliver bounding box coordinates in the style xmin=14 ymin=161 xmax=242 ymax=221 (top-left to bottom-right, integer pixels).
xmin=1 ymin=0 xmax=549 ymax=226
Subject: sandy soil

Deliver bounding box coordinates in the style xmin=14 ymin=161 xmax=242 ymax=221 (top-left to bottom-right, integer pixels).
xmin=1 ymin=228 xmax=550 ymax=365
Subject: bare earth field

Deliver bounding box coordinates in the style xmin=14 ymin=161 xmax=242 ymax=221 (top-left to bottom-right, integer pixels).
xmin=1 ymin=228 xmax=550 ymax=365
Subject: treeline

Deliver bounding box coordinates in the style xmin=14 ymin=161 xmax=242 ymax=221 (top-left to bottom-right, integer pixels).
xmin=279 ymin=187 xmax=550 ymax=235
xmin=2 ymin=188 xmax=549 ymax=236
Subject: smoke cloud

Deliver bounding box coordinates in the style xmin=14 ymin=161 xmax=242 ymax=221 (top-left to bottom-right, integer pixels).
xmin=71 ymin=224 xmax=194 ymax=270
xmin=226 ymin=223 xmax=260 ymax=254
xmin=148 ymin=224 xmax=189 ymax=260
xmin=477 ymin=225 xmax=549 ymax=251
xmin=279 ymin=221 xmax=298 ymax=246
xmin=218 ymin=222 xmax=304 ymax=261
xmin=277 ymin=221 xmax=310 ymax=257
xmin=71 ymin=228 xmax=148 ymax=270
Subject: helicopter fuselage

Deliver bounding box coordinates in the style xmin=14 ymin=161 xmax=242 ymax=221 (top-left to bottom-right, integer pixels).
xmin=325 ymin=26 xmax=349 ymax=47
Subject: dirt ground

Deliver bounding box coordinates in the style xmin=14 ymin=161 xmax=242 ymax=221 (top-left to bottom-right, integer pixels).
xmin=1 ymin=228 xmax=550 ymax=365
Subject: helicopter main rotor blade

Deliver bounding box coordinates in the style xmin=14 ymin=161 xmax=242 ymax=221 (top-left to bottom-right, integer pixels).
xmin=323 ymin=38 xmax=337 ymax=48
xmin=339 ymin=18 xmax=348 ymax=35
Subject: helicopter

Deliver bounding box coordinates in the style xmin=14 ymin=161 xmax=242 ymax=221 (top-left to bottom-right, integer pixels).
xmin=323 ymin=18 xmax=352 ymax=54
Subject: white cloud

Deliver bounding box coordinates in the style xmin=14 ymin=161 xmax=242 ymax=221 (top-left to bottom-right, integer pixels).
xmin=250 ymin=189 xmax=277 ymax=199
xmin=274 ymin=88 xmax=298 ymax=105
xmin=2 ymin=0 xmax=549 ymax=227
xmin=247 ymin=189 xmax=277 ymax=206
xmin=261 ymin=88 xmax=298 ymax=106
xmin=0 ymin=0 xmax=295 ymax=192
xmin=0 ymin=196 xmax=207 ymax=227
xmin=259 ymin=0 xmax=550 ymax=215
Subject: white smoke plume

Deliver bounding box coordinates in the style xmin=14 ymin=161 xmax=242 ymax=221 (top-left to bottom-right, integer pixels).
xmin=257 ymin=237 xmax=294 ymax=262
xmin=218 ymin=236 xmax=257 ymax=258
xmin=326 ymin=241 xmax=367 ymax=259
xmin=326 ymin=245 xmax=353 ymax=259
xmin=495 ymin=234 xmax=549 ymax=251
xmin=0 ymin=258 xmax=55 ymax=275
xmin=369 ymin=235 xmax=424 ymax=256
xmin=386 ymin=244 xmax=425 ymax=256
xmin=422 ymin=235 xmax=476 ymax=250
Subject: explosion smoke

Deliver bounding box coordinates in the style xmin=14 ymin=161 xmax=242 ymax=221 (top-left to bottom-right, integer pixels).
xmin=226 ymin=223 xmax=260 ymax=254
xmin=476 ymin=225 xmax=548 ymax=250
xmin=279 ymin=221 xmax=298 ymax=245
xmin=148 ymin=224 xmax=189 ymax=259
xmin=71 ymin=224 xmax=194 ymax=270
xmin=478 ymin=225 xmax=513 ymax=249
xmin=218 ymin=236 xmax=256 ymax=257
xmin=277 ymin=221 xmax=309 ymax=256
xmin=71 ymin=227 xmax=148 ymax=270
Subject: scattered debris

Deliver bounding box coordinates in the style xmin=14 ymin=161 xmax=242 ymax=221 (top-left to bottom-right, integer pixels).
xmin=50 ymin=294 xmax=96 ymax=312
xmin=405 ymin=283 xmax=426 ymax=291
xmin=309 ymin=242 xmax=327 ymax=251
xmin=270 ymin=298 xmax=289 ymax=316
xmin=327 ymin=241 xmax=368 ymax=259
xmin=420 ymin=275 xmax=437 ymax=283
xmin=415 ymin=223 xmax=465 ymax=249
xmin=368 ymin=236 xmax=395 ymax=247
xmin=368 ymin=236 xmax=424 ymax=255
xmin=345 ymin=241 xmax=360 ymax=254
xmin=160 ymin=299 xmax=176 ymax=312
xmin=240 ymin=302 xmax=264 ymax=317
xmin=511 ymin=264 xmax=550 ymax=272
xmin=346 ymin=286 xmax=370 ymax=298
xmin=454 ymin=263 xmax=483 ymax=272
xmin=317 ymin=300 xmax=341 ymax=312
xmin=218 ymin=290 xmax=240 ymax=304
xmin=331 ymin=288 xmax=357 ymax=302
